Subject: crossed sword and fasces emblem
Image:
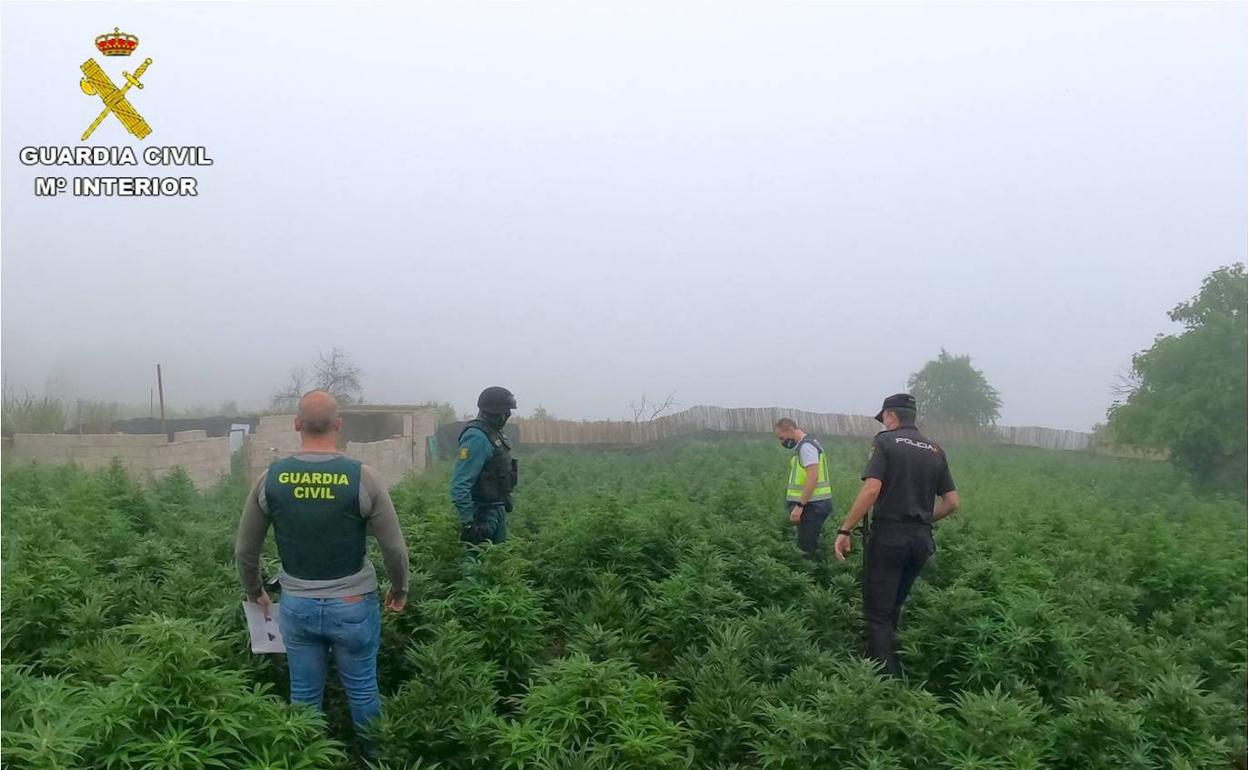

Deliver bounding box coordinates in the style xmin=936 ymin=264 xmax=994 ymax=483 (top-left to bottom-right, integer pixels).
xmin=79 ymin=57 xmax=153 ymax=141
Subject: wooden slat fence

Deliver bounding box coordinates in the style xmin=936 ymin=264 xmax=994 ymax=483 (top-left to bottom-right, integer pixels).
xmin=513 ymin=405 xmax=1092 ymax=452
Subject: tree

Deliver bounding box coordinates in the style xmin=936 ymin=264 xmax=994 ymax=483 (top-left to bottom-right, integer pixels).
xmin=1107 ymin=264 xmax=1247 ymax=490
xmin=530 ymin=405 xmax=557 ymax=421
xmin=907 ymin=350 xmax=1002 ymax=426
xmin=313 ymin=346 xmax=363 ymax=404
xmin=75 ymin=399 xmax=122 ymax=433
xmin=629 ymin=392 xmax=678 ymax=423
xmin=269 ymin=347 xmax=366 ymax=411
xmin=270 ymin=366 xmax=309 ymax=412
xmin=1 ymin=381 xmax=66 ymax=436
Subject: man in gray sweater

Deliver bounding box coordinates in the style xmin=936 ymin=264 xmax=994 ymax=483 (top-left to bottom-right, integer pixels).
xmin=235 ymin=389 xmax=409 ymax=742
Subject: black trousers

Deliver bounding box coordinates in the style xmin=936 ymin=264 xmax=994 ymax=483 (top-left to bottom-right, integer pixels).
xmin=862 ymin=525 xmax=934 ymax=677
xmin=788 ymin=500 xmax=832 ymax=553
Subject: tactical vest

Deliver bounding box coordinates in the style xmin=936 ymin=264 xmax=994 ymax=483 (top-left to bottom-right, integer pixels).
xmin=787 ymin=436 xmax=833 ymax=502
xmin=264 ymin=455 xmax=365 ymax=581
xmin=460 ymin=419 xmax=517 ymax=507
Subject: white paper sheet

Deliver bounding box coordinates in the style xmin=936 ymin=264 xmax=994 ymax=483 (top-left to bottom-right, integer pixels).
xmin=242 ymin=601 xmax=286 ymax=654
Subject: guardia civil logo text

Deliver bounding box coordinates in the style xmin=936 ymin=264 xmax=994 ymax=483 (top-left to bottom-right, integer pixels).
xmin=15 ymin=25 xmax=213 ymax=198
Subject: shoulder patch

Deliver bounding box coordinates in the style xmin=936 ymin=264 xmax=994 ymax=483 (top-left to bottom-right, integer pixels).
xmin=459 ymin=447 xmax=469 ymax=460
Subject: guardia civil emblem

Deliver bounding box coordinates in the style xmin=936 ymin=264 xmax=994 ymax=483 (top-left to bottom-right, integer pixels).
xmin=79 ymin=27 xmax=153 ymax=141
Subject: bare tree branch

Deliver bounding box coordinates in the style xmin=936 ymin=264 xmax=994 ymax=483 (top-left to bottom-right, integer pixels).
xmin=630 ymin=392 xmax=678 ymax=423
xmin=1109 ymin=367 xmax=1142 ymax=403
xmin=270 ymin=366 xmax=309 ymax=411
xmin=313 ymin=347 xmax=363 ymax=404
xmin=649 ymin=392 xmax=678 ymax=420
xmin=630 ymin=395 xmax=648 ymax=424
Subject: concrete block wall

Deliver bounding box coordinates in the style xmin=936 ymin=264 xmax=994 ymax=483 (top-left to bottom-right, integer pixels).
xmin=149 ymin=435 xmax=231 ymax=488
xmin=411 ymin=410 xmax=437 ymax=471
xmin=245 ymin=415 xmax=303 ymax=482
xmin=345 ymin=437 xmax=413 ymax=484
xmin=10 ymin=432 xmax=230 ymax=489
xmin=245 ymin=408 xmax=439 ymax=486
xmin=13 ymin=408 xmax=440 ymax=490
xmin=12 ymin=433 xmax=163 ymax=478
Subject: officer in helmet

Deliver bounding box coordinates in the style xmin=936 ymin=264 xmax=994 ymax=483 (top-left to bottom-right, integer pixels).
xmin=450 ymin=386 xmax=518 ymax=545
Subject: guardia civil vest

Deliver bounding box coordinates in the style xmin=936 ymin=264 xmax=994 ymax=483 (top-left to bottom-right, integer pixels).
xmin=787 ymin=436 xmax=833 ymax=503
xmin=460 ymin=419 xmax=517 ymax=507
xmin=264 ymin=455 xmax=365 ymax=581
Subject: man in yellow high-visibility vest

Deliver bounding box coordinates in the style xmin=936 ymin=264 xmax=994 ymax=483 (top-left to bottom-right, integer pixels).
xmin=773 ymin=417 xmax=834 ymax=554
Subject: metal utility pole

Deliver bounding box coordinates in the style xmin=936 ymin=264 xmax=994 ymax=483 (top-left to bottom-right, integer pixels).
xmin=156 ymin=364 xmax=166 ymax=439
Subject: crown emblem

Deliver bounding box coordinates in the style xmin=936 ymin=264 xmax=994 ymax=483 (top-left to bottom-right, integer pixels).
xmin=95 ymin=27 xmax=139 ymax=56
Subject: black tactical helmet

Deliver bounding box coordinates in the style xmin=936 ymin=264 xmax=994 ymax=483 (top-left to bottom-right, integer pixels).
xmin=477 ymin=386 xmax=517 ymax=413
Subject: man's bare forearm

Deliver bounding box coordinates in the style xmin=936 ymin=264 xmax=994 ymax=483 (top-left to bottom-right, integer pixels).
xmin=933 ymin=491 xmax=960 ymax=522
xmin=799 ymin=467 xmax=818 ymax=506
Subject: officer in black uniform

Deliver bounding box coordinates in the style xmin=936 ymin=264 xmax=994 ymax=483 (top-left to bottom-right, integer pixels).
xmin=450 ymin=386 xmax=518 ymax=545
xmin=832 ymin=393 xmax=960 ymax=678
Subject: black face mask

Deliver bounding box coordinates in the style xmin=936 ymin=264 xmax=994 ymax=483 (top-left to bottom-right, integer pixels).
xmin=780 ymin=438 xmax=797 ymax=449
xmin=484 ymin=411 xmax=510 ymax=430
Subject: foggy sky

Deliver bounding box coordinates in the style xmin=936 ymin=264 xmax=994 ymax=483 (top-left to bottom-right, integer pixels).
xmin=3 ymin=2 xmax=1245 ymax=430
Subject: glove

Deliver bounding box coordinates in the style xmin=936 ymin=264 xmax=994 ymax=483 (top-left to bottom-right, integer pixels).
xmin=461 ymin=521 xmax=489 ymax=544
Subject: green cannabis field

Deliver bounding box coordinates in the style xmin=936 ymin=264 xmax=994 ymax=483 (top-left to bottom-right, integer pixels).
xmin=3 ymin=438 xmax=1246 ymax=769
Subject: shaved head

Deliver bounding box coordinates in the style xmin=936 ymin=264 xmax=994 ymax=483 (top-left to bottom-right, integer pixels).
xmin=297 ymin=389 xmax=339 ymax=436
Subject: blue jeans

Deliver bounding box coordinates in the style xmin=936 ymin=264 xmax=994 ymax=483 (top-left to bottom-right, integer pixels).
xmin=278 ymin=593 xmax=382 ymax=729
xmin=789 ymin=500 xmax=832 ymax=553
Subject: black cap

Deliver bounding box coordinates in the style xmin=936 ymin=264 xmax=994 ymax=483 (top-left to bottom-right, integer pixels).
xmin=477 ymin=386 xmax=517 ymax=413
xmin=874 ymin=393 xmax=917 ymax=423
